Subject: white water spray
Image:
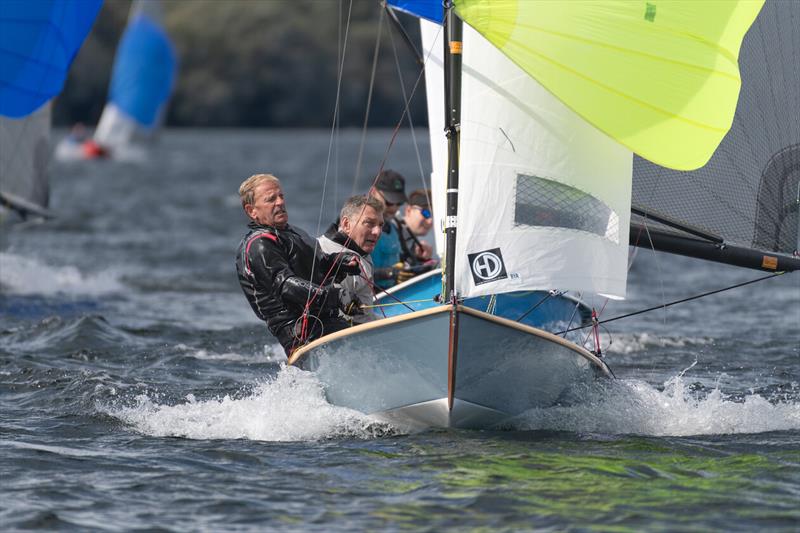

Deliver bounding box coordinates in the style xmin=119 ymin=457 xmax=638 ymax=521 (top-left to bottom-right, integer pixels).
xmin=105 ymin=365 xmax=392 ymax=441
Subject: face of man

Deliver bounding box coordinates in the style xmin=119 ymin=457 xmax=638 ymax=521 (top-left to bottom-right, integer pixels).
xmin=404 ymin=204 xmax=433 ymax=236
xmin=372 ymin=189 xmax=400 ymax=219
xmin=341 ymin=205 xmax=383 ymax=253
xmin=245 ymin=181 xmax=288 ymax=228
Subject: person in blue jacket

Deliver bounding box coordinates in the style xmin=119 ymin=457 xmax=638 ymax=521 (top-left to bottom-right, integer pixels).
xmin=369 ymin=169 xmax=417 ymax=289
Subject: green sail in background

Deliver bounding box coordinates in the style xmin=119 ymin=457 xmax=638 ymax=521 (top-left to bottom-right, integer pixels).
xmin=454 ymin=0 xmax=764 ymax=170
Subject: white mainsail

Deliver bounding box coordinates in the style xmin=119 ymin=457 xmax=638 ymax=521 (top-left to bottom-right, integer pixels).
xmin=421 ymin=20 xmax=632 ymax=299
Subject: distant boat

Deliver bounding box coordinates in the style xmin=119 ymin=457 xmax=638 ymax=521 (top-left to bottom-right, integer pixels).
xmin=0 ymin=0 xmax=101 ymax=224
xmin=56 ymin=0 xmax=177 ymax=161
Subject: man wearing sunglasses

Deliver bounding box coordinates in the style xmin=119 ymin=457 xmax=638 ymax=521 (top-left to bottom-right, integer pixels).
xmin=398 ymin=189 xmax=436 ymax=266
xmin=369 ymin=169 xmax=415 ymax=289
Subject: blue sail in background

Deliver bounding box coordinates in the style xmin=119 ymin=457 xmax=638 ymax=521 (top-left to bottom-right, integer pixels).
xmin=0 ymin=0 xmax=102 ymax=118
xmin=386 ymin=0 xmax=443 ymax=23
xmin=109 ymin=9 xmax=177 ymax=129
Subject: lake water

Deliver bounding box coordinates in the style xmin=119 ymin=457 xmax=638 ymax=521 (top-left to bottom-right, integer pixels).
xmin=1 ymin=129 xmax=798 ymax=531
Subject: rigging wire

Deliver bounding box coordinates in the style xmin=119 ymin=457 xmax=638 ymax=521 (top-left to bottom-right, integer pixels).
xmin=295 ymin=0 xmax=354 ymax=351
xmin=554 ymin=271 xmax=787 ymax=336
xmin=386 ymin=15 xmax=431 ymax=198
xmin=515 ymin=290 xmax=557 ymax=323
xmin=352 ymin=8 xmax=385 ymax=194
xmin=297 ymin=5 xmax=436 ymax=349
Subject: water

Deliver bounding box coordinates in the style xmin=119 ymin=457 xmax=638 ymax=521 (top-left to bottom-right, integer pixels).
xmin=2 ymin=130 xmax=799 ymax=531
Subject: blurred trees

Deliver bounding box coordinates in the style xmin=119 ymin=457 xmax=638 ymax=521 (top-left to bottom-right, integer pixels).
xmin=53 ymin=0 xmax=427 ymax=128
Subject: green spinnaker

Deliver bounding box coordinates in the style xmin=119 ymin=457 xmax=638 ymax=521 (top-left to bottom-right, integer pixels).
xmin=454 ymin=0 xmax=765 ymax=170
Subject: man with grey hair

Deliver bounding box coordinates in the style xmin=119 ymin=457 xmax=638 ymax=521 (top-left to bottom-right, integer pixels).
xmin=318 ymin=195 xmax=384 ymax=324
xmin=235 ymin=173 xmax=360 ymax=355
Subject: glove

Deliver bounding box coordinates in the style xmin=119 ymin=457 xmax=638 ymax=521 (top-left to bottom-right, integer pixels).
xmin=392 ymin=262 xmax=416 ymax=284
xmin=317 ymin=284 xmax=342 ymax=317
xmin=332 ymin=254 xmax=361 ymax=282
xmin=342 ymin=294 xmax=365 ymax=317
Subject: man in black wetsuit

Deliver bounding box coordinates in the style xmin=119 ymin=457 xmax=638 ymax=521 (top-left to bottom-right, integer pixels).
xmin=235 ymin=173 xmax=357 ymax=356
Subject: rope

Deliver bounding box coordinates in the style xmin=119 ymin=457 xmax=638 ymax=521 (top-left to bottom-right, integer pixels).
xmin=554 ymin=271 xmax=786 ymax=336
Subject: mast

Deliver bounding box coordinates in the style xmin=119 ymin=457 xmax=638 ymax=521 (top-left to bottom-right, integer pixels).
xmin=443 ymin=3 xmax=462 ymax=302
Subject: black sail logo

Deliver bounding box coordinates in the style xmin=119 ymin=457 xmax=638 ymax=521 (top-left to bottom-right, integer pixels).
xmin=468 ymin=248 xmax=508 ymax=285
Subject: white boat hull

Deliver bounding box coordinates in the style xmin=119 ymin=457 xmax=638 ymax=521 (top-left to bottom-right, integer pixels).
xmin=289 ymin=305 xmax=611 ymax=431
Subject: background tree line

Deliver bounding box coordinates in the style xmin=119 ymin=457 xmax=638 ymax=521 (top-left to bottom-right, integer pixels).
xmin=54 ymin=0 xmax=428 ymax=128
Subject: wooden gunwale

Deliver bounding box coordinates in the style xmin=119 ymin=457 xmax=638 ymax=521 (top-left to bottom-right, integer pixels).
xmin=287 ymin=303 xmax=610 ymax=377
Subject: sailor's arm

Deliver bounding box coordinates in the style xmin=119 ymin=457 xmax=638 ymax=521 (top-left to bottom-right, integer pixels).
xmin=248 ymin=238 xmax=339 ymax=313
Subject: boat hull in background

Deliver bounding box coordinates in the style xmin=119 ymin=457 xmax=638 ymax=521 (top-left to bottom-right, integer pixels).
xmin=289 ymin=305 xmax=611 ymax=431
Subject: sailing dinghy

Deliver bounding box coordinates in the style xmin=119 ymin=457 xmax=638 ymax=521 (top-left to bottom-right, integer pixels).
xmin=288 ymin=0 xmax=795 ymax=431
xmin=0 ymin=0 xmax=101 ymax=225
xmin=55 ymin=0 xmax=177 ymax=161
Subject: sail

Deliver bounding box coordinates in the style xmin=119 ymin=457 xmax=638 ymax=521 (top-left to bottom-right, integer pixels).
xmin=454 ymin=0 xmax=763 ymax=171
xmin=631 ymin=0 xmax=799 ymax=264
xmin=0 ymin=0 xmax=102 ymax=118
xmin=0 ymin=0 xmax=101 ymax=218
xmin=94 ymin=0 xmax=177 ymax=149
xmin=0 ymin=106 xmax=52 ymax=218
xmin=386 ymin=1 xmax=443 ymax=23
xmin=422 ymin=20 xmax=632 ymax=299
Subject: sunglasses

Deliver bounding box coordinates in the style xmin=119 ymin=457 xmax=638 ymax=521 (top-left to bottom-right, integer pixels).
xmin=413 ymin=206 xmax=432 ymax=219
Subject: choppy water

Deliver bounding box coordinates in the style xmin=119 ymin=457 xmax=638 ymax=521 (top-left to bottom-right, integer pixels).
xmin=1 ymin=130 xmax=798 ymax=531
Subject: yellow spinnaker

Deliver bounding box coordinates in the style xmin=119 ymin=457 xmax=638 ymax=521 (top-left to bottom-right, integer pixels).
xmin=454 ymin=0 xmax=764 ymax=170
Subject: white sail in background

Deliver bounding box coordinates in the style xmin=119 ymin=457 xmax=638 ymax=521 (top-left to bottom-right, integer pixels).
xmin=422 ymin=20 xmax=632 ymax=299
xmin=93 ymin=0 xmax=176 ymax=152
xmin=0 ymin=104 xmax=51 ymax=218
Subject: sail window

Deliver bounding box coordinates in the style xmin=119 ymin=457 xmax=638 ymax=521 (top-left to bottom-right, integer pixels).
xmin=513 ymin=174 xmax=619 ymax=243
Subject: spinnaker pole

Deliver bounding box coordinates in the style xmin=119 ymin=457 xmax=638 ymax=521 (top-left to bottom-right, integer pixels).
xmin=443 ymin=3 xmax=462 ymax=302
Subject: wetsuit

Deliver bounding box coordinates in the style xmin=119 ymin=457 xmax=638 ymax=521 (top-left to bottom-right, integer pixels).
xmin=236 ymin=221 xmax=349 ymax=355
xmin=317 ymin=226 xmax=378 ymax=325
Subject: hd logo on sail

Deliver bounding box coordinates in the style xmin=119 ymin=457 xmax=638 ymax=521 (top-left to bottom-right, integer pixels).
xmin=468 ymin=248 xmax=508 ymax=285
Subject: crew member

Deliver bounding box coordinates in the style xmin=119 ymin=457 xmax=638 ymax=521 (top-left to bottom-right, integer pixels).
xmin=369 ymin=169 xmax=416 ymax=288
xmin=398 ymin=188 xmax=435 ymax=266
xmin=318 ymin=195 xmax=384 ymax=324
xmin=235 ymin=173 xmax=357 ymax=355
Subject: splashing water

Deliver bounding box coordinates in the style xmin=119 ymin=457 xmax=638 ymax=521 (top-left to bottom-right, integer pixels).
xmin=105 ymin=361 xmax=800 ymax=441
xmin=0 ymin=252 xmax=124 ymax=295
xmin=513 ymin=368 xmax=800 ymax=436
xmin=105 ymin=365 xmax=394 ymax=441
